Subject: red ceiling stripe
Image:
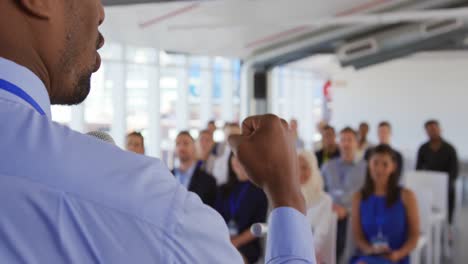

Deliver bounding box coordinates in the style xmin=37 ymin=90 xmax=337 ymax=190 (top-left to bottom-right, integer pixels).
xmin=336 ymin=0 xmax=390 ymax=16
xmin=139 ymin=3 xmax=200 ymax=29
xmin=244 ymin=25 xmax=309 ymax=49
xmin=244 ymin=0 xmax=392 ymax=49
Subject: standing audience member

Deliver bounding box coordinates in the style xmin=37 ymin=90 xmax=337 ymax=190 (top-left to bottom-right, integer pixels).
xmin=207 ymin=120 xmax=217 ymax=135
xmin=316 ymin=125 xmax=340 ymax=168
xmin=173 ymin=131 xmax=217 ymax=207
xmin=299 ymin=151 xmax=334 ymax=264
xmin=313 ymin=120 xmax=328 ymax=151
xmin=290 ymin=119 xmax=305 ymax=150
xmin=351 ymin=145 xmax=419 ymax=264
xmin=126 ymin=131 xmax=145 ymax=155
xmin=365 ymin=122 xmax=404 ymax=177
xmin=322 ymin=127 xmax=367 ymax=260
xmin=215 ymin=154 xmax=268 ymax=264
xmin=357 ymin=122 xmax=373 ymax=161
xmin=212 ymin=123 xmax=242 ymax=185
xmin=416 ymin=120 xmax=458 ymax=225
xmin=197 ymin=129 xmax=216 ymax=173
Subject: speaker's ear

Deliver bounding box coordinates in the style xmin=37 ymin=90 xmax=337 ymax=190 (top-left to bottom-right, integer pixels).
xmin=17 ymin=0 xmax=55 ymax=19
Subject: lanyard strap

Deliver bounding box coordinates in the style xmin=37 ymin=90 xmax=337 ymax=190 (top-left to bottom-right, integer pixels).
xmin=374 ymin=199 xmax=386 ymax=231
xmin=229 ymin=183 xmax=250 ymax=218
xmin=0 ymin=79 xmax=45 ymax=115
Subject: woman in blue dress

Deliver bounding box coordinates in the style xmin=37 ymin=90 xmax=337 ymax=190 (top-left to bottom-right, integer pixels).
xmin=214 ymin=153 xmax=268 ymax=264
xmin=351 ymin=144 xmax=420 ymax=264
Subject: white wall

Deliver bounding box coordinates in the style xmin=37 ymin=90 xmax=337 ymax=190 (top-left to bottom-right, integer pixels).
xmin=330 ymin=53 xmax=468 ymax=161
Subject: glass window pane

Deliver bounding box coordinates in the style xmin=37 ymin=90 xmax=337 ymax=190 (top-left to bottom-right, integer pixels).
xmin=85 ymin=64 xmax=113 ymax=132
xmin=51 ymin=105 xmax=71 ymax=125
xmin=160 ymin=51 xmax=186 ymax=67
xmin=126 ymin=46 xmax=158 ymax=64
xmin=100 ymin=42 xmax=123 ymax=61
xmin=160 ymin=67 xmax=183 ymax=153
xmin=127 ymin=64 xmax=151 ymax=133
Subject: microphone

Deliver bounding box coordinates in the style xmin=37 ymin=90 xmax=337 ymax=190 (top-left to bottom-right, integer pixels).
xmin=86 ymin=131 xmax=116 ymax=145
xmin=250 ymin=223 xmax=268 ymax=238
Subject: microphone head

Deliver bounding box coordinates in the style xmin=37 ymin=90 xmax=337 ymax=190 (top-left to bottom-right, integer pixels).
xmin=86 ymin=131 xmax=116 ymax=145
xmin=250 ymin=223 xmax=268 ymax=238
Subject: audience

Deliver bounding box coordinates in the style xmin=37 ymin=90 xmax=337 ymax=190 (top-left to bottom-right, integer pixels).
xmin=173 ymin=131 xmax=217 ymax=207
xmin=416 ymin=119 xmax=459 ymax=225
xmin=316 ymin=125 xmax=340 ymax=168
xmin=215 ymin=153 xmax=268 ymax=264
xmin=299 ymin=151 xmax=334 ymax=264
xmin=197 ymin=129 xmax=216 ymax=173
xmin=357 ymin=122 xmax=373 ymax=161
xmin=321 ymin=127 xmax=367 ymax=260
xmin=290 ymin=119 xmax=305 ymax=150
xmin=126 ymin=131 xmax=145 ymax=155
xmin=365 ymin=122 xmax=404 ymax=177
xmin=164 ymin=117 xmax=455 ymax=264
xmin=351 ymin=145 xmax=419 ymax=264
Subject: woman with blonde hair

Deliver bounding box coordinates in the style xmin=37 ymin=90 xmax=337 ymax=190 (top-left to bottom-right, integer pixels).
xmin=298 ymin=150 xmax=334 ymax=263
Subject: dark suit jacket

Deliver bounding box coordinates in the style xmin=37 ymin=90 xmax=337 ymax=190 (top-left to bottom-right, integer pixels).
xmin=315 ymin=148 xmax=340 ymax=168
xmin=172 ymin=164 xmax=217 ymax=207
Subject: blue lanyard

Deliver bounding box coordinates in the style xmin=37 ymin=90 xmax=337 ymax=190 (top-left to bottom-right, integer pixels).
xmin=374 ymin=198 xmax=386 ymax=231
xmin=0 ymin=79 xmax=46 ymax=115
xmin=229 ymin=183 xmax=250 ymax=218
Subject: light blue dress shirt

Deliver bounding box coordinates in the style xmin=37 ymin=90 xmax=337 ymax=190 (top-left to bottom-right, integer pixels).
xmin=0 ymin=57 xmax=315 ymax=263
xmin=174 ymin=164 xmax=196 ymax=189
xmin=321 ymin=158 xmax=367 ymax=209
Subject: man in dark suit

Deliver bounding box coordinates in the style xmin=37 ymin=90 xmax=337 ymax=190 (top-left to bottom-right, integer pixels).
xmin=315 ymin=125 xmax=340 ymax=168
xmin=416 ymin=120 xmax=458 ymax=224
xmin=173 ymin=131 xmax=217 ymax=207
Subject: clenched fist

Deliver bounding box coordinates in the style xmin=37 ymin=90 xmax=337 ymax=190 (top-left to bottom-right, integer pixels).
xmin=228 ymin=114 xmax=306 ymax=214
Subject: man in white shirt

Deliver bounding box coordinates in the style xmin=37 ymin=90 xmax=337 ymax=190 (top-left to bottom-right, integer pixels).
xmin=0 ymin=0 xmax=314 ymax=263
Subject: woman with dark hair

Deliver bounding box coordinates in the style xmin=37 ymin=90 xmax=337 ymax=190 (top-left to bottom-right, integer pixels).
xmin=214 ymin=153 xmax=268 ymax=264
xmin=350 ymin=145 xmax=419 ymax=264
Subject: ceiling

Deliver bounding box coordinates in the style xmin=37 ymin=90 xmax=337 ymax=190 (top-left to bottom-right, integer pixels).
xmin=101 ymin=0 xmax=468 ymax=69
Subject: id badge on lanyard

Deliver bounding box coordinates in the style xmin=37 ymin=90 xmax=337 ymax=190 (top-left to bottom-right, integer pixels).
xmin=227 ymin=183 xmax=249 ymax=236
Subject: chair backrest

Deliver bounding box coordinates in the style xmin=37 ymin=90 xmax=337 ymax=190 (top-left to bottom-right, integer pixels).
xmin=340 ymin=216 xmax=356 ymax=264
xmin=412 ymin=188 xmax=433 ymax=235
xmin=404 ymin=170 xmax=448 ymax=217
xmin=322 ymin=213 xmax=337 ymax=264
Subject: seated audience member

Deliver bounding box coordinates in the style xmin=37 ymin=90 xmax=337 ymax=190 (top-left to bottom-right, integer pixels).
xmin=173 ymin=131 xmax=217 ymax=207
xmin=357 ymin=122 xmax=373 ymax=161
xmin=212 ymin=123 xmax=242 ymax=185
xmin=316 ymin=125 xmax=340 ymax=168
xmin=322 ymin=127 xmax=367 ymax=260
xmin=365 ymin=122 xmax=404 ymax=177
xmin=299 ymin=151 xmax=334 ymax=264
xmin=351 ymin=145 xmax=419 ymax=264
xmin=197 ymin=129 xmax=216 ymax=173
xmin=290 ymin=119 xmax=305 ymax=150
xmin=215 ymin=153 xmax=268 ymax=264
xmin=126 ymin=131 xmax=145 ymax=155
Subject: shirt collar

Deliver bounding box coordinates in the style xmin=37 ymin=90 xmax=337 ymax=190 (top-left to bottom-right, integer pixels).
xmin=176 ymin=162 xmax=197 ymax=177
xmin=0 ymin=57 xmax=51 ymax=119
